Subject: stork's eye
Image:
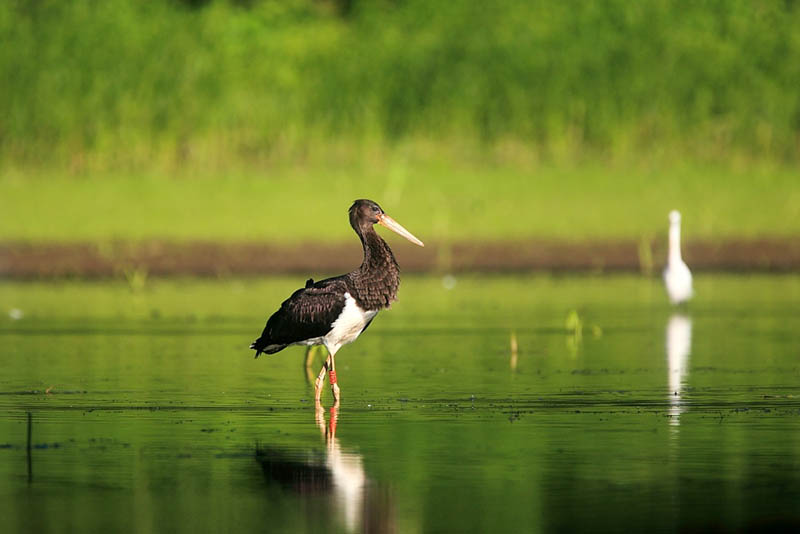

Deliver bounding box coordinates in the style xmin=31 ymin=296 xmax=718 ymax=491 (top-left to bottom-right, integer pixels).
xmin=371 ymin=206 xmax=380 ymax=212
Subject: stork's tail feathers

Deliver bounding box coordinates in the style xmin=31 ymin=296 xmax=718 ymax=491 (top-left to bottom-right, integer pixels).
xmin=250 ymin=341 xmax=263 ymax=358
xmin=250 ymin=339 xmax=268 ymax=358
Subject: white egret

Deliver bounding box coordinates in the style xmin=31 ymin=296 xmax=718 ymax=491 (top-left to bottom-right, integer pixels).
xmin=663 ymin=210 xmax=693 ymax=305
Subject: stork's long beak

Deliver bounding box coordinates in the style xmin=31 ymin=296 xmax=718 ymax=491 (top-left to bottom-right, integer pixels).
xmin=378 ymin=214 xmax=425 ymax=247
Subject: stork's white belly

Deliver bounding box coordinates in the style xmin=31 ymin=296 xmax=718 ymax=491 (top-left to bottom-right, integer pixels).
xmin=324 ymin=293 xmax=378 ymax=354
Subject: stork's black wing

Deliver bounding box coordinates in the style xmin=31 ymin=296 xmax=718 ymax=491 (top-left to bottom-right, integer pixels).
xmin=250 ymin=277 xmax=348 ymax=357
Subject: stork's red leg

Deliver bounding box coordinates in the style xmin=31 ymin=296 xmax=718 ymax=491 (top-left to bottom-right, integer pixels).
xmin=329 ymin=354 xmax=340 ymax=403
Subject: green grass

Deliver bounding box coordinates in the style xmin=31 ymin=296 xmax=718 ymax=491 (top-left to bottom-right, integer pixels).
xmin=1 ymin=157 xmax=798 ymax=243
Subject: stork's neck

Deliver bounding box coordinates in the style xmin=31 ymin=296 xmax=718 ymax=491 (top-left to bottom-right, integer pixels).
xmin=668 ymin=221 xmax=683 ymax=264
xmin=351 ymin=225 xmax=400 ymax=309
xmin=359 ymin=227 xmax=399 ymax=274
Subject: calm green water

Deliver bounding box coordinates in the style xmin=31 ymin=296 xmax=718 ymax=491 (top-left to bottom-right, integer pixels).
xmin=1 ymin=275 xmax=799 ymax=533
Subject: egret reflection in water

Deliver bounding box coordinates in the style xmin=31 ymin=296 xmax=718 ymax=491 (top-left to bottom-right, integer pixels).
xmin=255 ymin=405 xmax=394 ymax=533
xmin=666 ymin=313 xmax=693 ymax=426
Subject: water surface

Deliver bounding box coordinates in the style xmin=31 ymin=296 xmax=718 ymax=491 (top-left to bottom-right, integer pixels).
xmin=1 ymin=275 xmax=799 ymax=532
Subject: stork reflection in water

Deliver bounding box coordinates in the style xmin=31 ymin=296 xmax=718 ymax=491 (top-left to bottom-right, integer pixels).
xmin=255 ymin=406 xmax=394 ymax=533
xmin=250 ymin=199 xmax=424 ymax=404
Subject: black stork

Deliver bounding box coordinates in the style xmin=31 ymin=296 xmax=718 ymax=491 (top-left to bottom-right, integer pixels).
xmin=250 ymin=199 xmax=424 ymax=403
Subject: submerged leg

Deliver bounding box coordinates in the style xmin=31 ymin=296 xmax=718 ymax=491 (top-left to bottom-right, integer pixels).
xmin=315 ymin=400 xmax=326 ymax=435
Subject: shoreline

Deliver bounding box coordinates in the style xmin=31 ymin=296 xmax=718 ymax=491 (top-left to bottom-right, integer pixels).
xmin=1 ymin=238 xmax=798 ymax=278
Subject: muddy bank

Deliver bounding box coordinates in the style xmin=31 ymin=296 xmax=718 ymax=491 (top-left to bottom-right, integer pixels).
xmin=1 ymin=238 xmax=798 ymax=278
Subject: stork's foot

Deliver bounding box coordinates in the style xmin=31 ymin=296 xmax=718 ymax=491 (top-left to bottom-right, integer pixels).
xmin=315 ymin=401 xmax=325 ymax=429
xmin=314 ymin=365 xmax=327 ymax=402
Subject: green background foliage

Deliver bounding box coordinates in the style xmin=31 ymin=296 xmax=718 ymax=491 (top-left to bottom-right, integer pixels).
xmin=3 ymin=0 xmax=800 ymax=167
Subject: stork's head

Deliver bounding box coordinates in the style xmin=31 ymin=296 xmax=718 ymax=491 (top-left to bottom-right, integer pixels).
xmin=349 ymin=199 xmax=424 ymax=247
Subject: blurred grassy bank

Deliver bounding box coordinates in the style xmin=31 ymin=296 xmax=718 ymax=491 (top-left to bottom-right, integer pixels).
xmin=1 ymin=156 xmax=799 ymax=243
xmin=1 ymin=1 xmax=799 ymax=245
xmin=2 ymin=0 xmax=800 ymax=168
